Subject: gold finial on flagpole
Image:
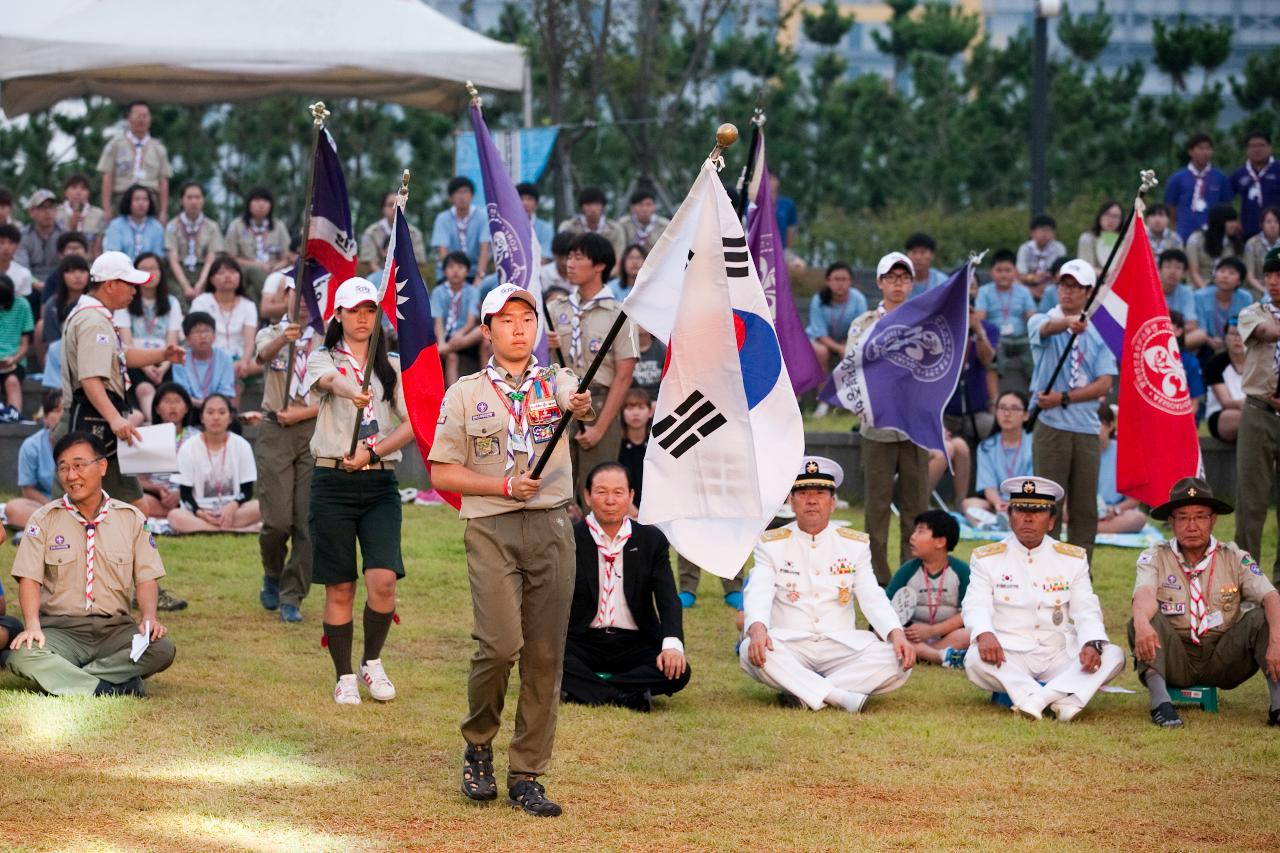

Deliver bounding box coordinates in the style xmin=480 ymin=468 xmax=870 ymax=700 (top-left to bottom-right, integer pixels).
xmin=709 ymin=123 xmax=738 ymax=169
xmin=308 ymin=101 xmax=330 ymax=127
xmin=466 ymin=81 xmax=482 ymax=107
xmin=393 ymin=170 xmax=412 ymax=212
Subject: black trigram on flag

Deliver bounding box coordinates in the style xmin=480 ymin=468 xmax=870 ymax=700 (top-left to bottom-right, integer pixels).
xmin=651 ymin=390 xmax=726 ymax=458
xmin=723 ymin=235 xmax=750 ymax=277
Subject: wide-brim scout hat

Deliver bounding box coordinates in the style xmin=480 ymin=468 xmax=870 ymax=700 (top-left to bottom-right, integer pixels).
xmin=793 ymin=455 xmax=843 ymax=492
xmin=1001 ymin=476 xmax=1063 ymax=511
xmin=1150 ymin=476 xmax=1233 ymax=521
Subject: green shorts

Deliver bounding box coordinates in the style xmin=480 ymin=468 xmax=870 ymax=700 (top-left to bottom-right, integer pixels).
xmin=308 ymin=466 xmax=404 ymax=585
xmin=104 ymin=456 xmax=144 ymax=504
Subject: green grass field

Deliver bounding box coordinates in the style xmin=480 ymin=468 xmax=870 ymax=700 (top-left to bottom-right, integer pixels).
xmin=2 ymin=503 xmax=1279 ymax=852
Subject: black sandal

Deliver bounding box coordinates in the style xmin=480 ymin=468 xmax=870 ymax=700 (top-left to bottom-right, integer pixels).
xmin=461 ymin=744 xmax=497 ymax=801
xmin=508 ymin=778 xmax=562 ymax=817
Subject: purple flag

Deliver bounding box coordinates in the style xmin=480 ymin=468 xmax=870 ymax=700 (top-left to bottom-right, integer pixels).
xmin=824 ymin=261 xmax=973 ymax=454
xmin=746 ymin=134 xmax=824 ymax=395
xmin=468 ymin=102 xmax=549 ymax=364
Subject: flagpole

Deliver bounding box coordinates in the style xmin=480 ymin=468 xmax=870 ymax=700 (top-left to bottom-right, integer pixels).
xmin=282 ymin=101 xmax=331 ymax=411
xmin=347 ymin=169 xmax=411 ymax=458
xmin=733 ymin=108 xmax=764 ymax=220
xmin=529 ymin=123 xmax=740 ymax=479
xmin=1025 ymin=169 xmax=1158 ymax=432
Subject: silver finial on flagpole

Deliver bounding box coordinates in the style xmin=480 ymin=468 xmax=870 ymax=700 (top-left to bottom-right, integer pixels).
xmin=308 ymin=102 xmax=330 ymax=127
xmin=466 ymin=81 xmax=482 ymax=107
xmin=1140 ymin=169 xmax=1158 ymax=193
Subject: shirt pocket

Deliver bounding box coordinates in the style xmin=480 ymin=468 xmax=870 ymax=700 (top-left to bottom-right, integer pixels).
xmin=465 ymin=417 xmax=506 ymax=469
xmin=95 ymin=550 xmax=134 ymax=595
xmin=42 ymin=550 xmax=75 ymax=592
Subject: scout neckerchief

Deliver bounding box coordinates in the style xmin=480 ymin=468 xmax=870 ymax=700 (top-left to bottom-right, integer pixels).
xmin=445 ymin=285 xmax=466 ymax=340
xmin=629 ymin=213 xmax=655 ymax=247
xmin=138 ymin=296 xmax=163 ymax=346
xmin=1187 ymin=162 xmax=1210 ymax=214
xmin=250 ymin=218 xmax=271 ymax=262
xmin=127 ymin=216 xmax=148 ymax=257
xmin=334 ymin=341 xmax=378 ymax=449
xmin=1150 ymin=230 xmax=1174 ymax=256
xmin=125 ymin=132 xmax=150 ymax=181
xmin=62 ymin=490 xmax=111 ymax=609
xmin=269 ymin=326 xmax=315 ymax=402
xmin=586 ymin=513 xmax=632 ymax=628
xmin=177 ymin=212 xmax=205 ymax=268
xmin=1176 ymin=538 xmax=1217 ymax=645
xmin=60 ymin=201 xmax=85 ymax=231
xmin=1245 ymin=157 xmax=1274 ymax=205
xmin=922 ymin=561 xmax=948 ymax=624
xmin=575 ymin=213 xmax=606 ymax=234
xmin=567 ymin=290 xmax=610 ymax=363
xmin=485 ymin=355 xmax=541 ymax=473
xmin=453 ymin=206 xmax=474 ymax=253
xmin=69 ymin=296 xmax=130 ymax=391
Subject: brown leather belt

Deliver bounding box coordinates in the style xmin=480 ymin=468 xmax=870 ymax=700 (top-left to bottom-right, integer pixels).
xmin=314 ymin=457 xmax=395 ymax=470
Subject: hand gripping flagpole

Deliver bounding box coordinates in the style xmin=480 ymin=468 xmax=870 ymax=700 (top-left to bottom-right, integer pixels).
xmin=282 ymin=101 xmax=331 ymax=410
xmin=528 ymin=124 xmax=740 ymax=479
xmin=1025 ymin=169 xmax=1158 ymax=432
xmin=347 ymin=169 xmax=411 ymax=458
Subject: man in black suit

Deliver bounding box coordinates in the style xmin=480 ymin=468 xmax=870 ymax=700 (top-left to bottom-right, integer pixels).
xmin=562 ymin=462 xmax=690 ymax=711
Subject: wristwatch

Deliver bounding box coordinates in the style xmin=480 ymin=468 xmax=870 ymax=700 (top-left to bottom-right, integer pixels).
xmin=1060 ymin=391 xmax=1071 ymax=408
xmin=366 ymin=445 xmax=382 ymax=465
xmin=1085 ymin=640 xmax=1106 ymax=654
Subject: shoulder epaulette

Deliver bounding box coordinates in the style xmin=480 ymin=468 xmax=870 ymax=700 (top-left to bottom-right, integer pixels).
xmin=1054 ymin=541 xmax=1087 ymax=558
xmin=972 ymin=542 xmax=1007 ymax=559
xmin=837 ymin=527 xmax=869 ymax=542
xmin=760 ymin=528 xmax=791 ymax=542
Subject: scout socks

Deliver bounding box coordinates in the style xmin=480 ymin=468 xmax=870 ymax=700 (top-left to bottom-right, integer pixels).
xmin=362 ymin=604 xmax=394 ymax=665
xmin=323 ymin=621 xmax=355 ymax=677
xmin=1144 ymin=671 xmax=1172 ymax=709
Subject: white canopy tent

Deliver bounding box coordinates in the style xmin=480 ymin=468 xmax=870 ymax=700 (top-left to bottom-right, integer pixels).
xmin=0 ymin=0 xmax=527 ymax=117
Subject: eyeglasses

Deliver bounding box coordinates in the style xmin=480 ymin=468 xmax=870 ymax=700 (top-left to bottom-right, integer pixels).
xmin=1170 ymin=513 xmax=1214 ymax=524
xmin=57 ymin=457 xmax=103 ymax=477
xmin=996 ymin=404 xmax=1026 ymax=413
xmin=881 ymin=272 xmax=912 ymax=284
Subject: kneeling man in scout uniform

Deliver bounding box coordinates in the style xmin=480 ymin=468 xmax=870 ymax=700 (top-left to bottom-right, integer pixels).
xmin=430 ymin=284 xmax=592 ymax=817
xmin=963 ymin=476 xmax=1124 ymax=721
xmin=7 ymin=431 xmax=175 ymax=696
xmin=1131 ymin=477 xmax=1280 ymax=728
xmin=740 ymin=456 xmax=914 ymax=712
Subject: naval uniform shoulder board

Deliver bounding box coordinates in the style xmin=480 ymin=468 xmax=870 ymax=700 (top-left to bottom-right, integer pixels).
xmin=972 ymin=542 xmax=1007 ymax=559
xmin=836 ymin=527 xmax=869 ymax=542
xmin=1053 ymin=542 xmax=1087 ymax=558
xmin=760 ymin=528 xmax=791 ymax=542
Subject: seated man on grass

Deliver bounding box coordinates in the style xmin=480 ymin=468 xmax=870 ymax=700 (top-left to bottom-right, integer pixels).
xmin=885 ymin=510 xmax=970 ymax=668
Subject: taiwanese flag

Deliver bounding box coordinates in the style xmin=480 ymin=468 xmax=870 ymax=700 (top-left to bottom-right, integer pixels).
xmin=383 ymin=206 xmax=461 ymax=510
xmin=298 ymin=128 xmax=358 ymax=331
xmin=1087 ymin=208 xmax=1201 ymax=505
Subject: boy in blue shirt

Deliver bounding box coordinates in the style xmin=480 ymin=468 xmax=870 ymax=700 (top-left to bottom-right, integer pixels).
xmin=431 ymin=251 xmax=482 ymax=385
xmin=1164 ymin=133 xmax=1232 ymax=242
xmin=3 ymin=389 xmax=61 ymax=531
xmin=974 ymin=249 xmax=1037 ymax=394
xmin=171 ymin=311 xmax=235 ymax=408
xmin=885 ymin=510 xmax=970 ymax=667
xmin=1028 ymin=259 xmax=1119 ymax=562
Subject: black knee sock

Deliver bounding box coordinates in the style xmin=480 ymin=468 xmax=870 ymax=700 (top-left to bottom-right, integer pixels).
xmin=323 ymin=621 xmax=354 ymax=677
xmin=362 ymin=603 xmax=394 ymax=664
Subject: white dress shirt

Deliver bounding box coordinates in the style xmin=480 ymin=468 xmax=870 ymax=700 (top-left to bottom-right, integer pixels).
xmin=585 ymin=513 xmax=683 ymax=652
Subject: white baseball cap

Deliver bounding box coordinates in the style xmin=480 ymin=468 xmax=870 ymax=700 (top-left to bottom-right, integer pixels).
xmin=89 ymin=250 xmax=153 ymax=285
xmin=1058 ymin=258 xmax=1097 ymax=288
xmin=876 ymin=251 xmax=915 ymax=279
xmin=481 ymin=283 xmax=537 ymax=322
xmin=333 ymin=277 xmax=379 ymax=310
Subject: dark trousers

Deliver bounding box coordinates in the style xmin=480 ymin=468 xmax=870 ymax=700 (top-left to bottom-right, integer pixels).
xmin=1032 ymin=421 xmax=1100 ymax=563
xmin=1127 ymin=609 xmax=1273 ymax=689
xmin=562 ymin=628 xmax=691 ymax=705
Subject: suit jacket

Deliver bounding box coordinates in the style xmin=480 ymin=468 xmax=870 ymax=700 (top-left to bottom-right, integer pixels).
xmin=568 ymin=519 xmax=683 ymax=645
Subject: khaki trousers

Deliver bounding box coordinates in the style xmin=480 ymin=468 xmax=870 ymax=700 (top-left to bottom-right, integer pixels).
xmin=256 ymin=418 xmax=316 ymax=606
xmin=1235 ymin=401 xmax=1280 ymax=583
xmin=7 ymin=614 xmax=176 ymax=696
xmin=861 ymin=437 xmax=930 ymax=585
xmin=1032 ymin=422 xmax=1100 ymax=563
xmin=1127 ymin=609 xmax=1274 ymax=689
xmin=462 ymin=506 xmax=575 ymax=784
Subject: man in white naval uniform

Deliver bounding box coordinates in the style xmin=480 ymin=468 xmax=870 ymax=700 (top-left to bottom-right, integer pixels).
xmin=740 ymin=456 xmax=914 ymax=712
xmin=963 ymin=476 xmax=1125 ymax=721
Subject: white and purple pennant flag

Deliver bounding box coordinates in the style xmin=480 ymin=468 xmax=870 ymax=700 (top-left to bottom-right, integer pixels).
xmin=825 ymin=261 xmax=973 ymax=455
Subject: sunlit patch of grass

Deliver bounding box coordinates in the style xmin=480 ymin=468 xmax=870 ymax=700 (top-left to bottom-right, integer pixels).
xmin=146 ymin=812 xmax=371 ymax=853
xmin=4 ymin=693 xmax=132 ymax=751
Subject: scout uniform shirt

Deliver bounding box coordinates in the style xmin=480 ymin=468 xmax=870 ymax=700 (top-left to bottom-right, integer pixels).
xmin=256 ymin=324 xmax=317 ymax=412
xmin=96 ymin=134 xmax=173 ymax=196
xmin=429 ymin=360 xmax=587 ymax=519
xmin=165 ymin=215 xmax=224 ymax=272
xmin=742 ymin=522 xmax=902 ymax=651
xmin=1236 ymin=301 xmax=1280 ymax=397
xmin=1134 ymin=537 xmax=1276 ymax=637
xmin=359 ymin=219 xmax=428 ymax=271
xmin=61 ymin=294 xmax=128 ymax=409
xmin=11 ymin=499 xmax=165 ymax=618
xmin=546 ymin=290 xmax=639 ymax=402
xmin=963 ymin=536 xmax=1108 ymax=653
xmin=302 ymin=345 xmax=409 ymax=462
xmin=224 ymin=218 xmax=291 ymax=267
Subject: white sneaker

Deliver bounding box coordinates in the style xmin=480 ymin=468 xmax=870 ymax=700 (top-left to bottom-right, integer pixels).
xmin=334 ymin=674 xmax=361 ymax=705
xmin=813 ymin=402 xmax=831 ymax=418
xmin=358 ymin=659 xmax=396 ymax=701
xmin=1051 ymin=697 xmax=1084 ymax=722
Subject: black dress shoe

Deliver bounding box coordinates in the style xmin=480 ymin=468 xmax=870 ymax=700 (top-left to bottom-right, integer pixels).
xmin=508 ymin=779 xmax=562 ymax=817
xmin=616 ymin=690 xmax=652 ymax=712
xmin=94 ymin=676 xmax=146 ymax=697
xmin=460 ymin=744 xmax=498 ymax=801
xmin=777 ymin=692 xmax=805 ymax=710
xmin=1268 ymin=708 xmax=1280 ymax=727
xmin=1150 ymin=702 xmax=1184 ymax=728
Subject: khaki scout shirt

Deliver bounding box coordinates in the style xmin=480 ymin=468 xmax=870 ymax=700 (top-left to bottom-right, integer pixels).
xmin=255 ymin=324 xmax=317 ymax=412
xmin=164 ymin=217 xmax=225 ymax=269
xmin=545 ymin=291 xmax=638 ymax=392
xmin=845 ymin=308 xmax=910 ymax=443
xmin=1135 ymin=537 xmax=1276 ymax=637
xmin=358 ymin=220 xmax=428 ymax=270
xmin=429 ymin=362 xmax=588 ymax=519
xmin=224 ymin=218 xmax=291 ymax=265
xmin=1236 ymin=302 xmax=1280 ymax=398
xmin=11 ymin=499 xmax=165 ymax=618
xmin=56 ymin=204 xmax=105 ymax=243
xmin=303 ymin=345 xmax=409 ymax=462
xmin=61 ymin=294 xmax=127 ymax=408
xmin=96 ymin=135 xmax=173 ymax=194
